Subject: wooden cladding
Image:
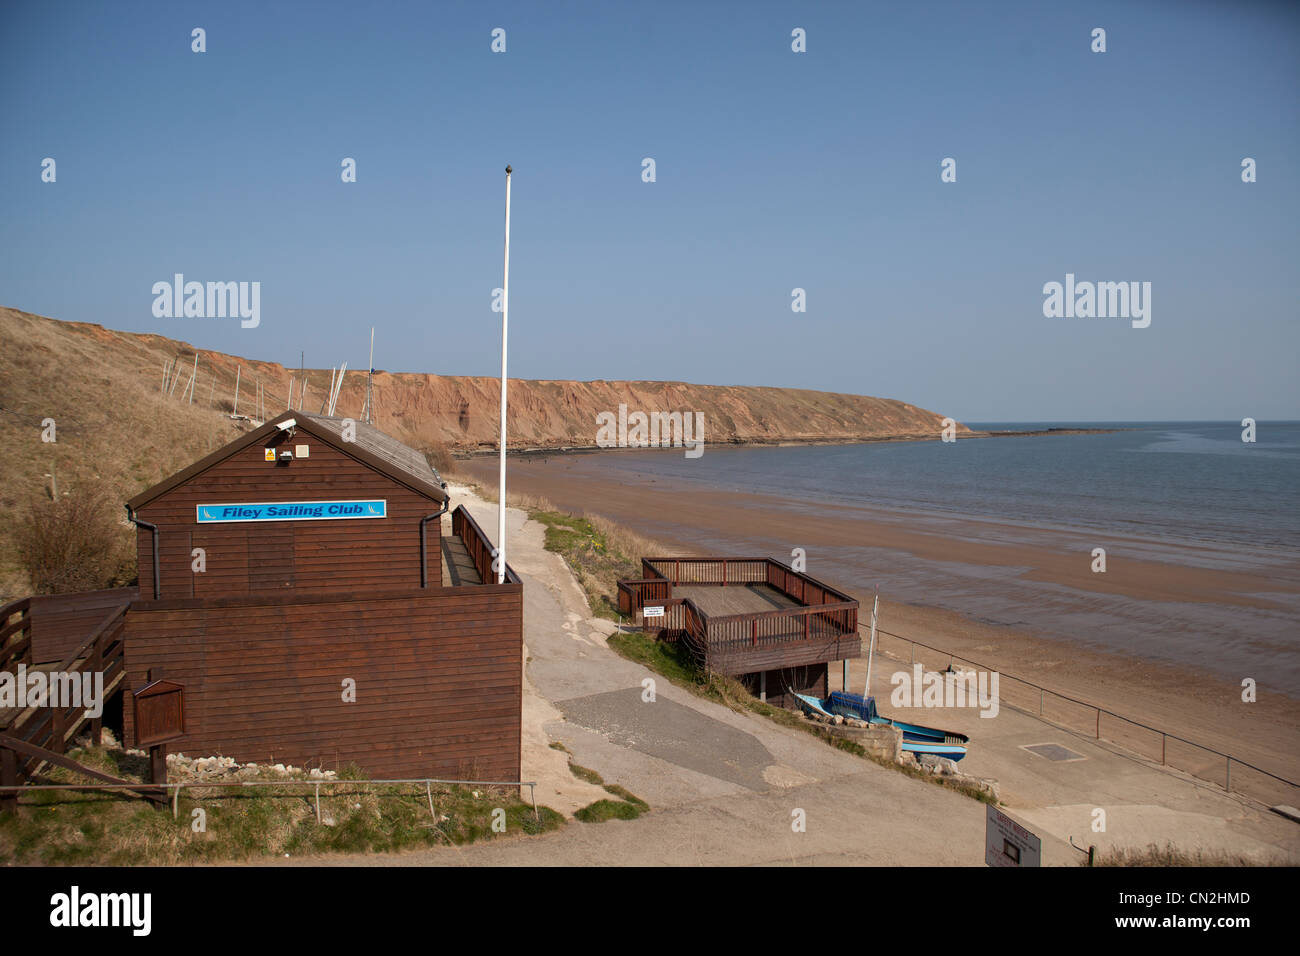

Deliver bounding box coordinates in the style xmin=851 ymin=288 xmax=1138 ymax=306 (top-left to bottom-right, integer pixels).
xmin=122 ymin=586 xmax=523 ymax=781
xmin=135 ymin=435 xmax=443 ymax=599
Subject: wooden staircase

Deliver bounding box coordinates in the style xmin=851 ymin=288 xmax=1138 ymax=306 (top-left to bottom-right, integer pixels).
xmin=1 ymin=596 xmax=129 ymax=809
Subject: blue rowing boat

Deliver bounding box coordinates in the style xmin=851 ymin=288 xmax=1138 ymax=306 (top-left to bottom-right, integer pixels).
xmin=793 ymin=691 xmax=970 ymax=761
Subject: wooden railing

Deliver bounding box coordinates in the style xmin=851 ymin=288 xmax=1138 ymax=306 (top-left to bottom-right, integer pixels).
xmin=705 ymin=602 xmax=859 ymax=651
xmin=641 ymin=556 xmax=856 ymax=606
xmin=616 ymin=578 xmax=674 ymax=615
xmin=452 ymin=505 xmax=521 ymax=586
xmin=0 ymin=598 xmax=33 ymax=674
xmin=620 ymin=556 xmax=860 ymax=675
xmin=642 ymin=557 xmax=768 ymax=586
xmin=1 ymin=601 xmax=128 ymax=796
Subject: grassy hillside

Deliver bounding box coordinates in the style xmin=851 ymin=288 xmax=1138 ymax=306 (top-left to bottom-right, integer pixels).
xmin=0 ymin=306 xmax=967 ymax=598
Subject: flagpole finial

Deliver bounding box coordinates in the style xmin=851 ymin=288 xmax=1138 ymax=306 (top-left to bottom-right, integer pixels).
xmin=505 ymin=165 xmax=512 ymax=174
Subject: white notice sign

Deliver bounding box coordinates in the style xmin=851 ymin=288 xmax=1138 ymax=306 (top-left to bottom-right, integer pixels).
xmin=986 ymin=804 xmax=1041 ymax=867
xmin=643 ymin=606 xmax=665 ymax=618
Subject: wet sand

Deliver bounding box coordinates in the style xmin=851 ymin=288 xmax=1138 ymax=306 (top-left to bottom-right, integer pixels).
xmin=462 ymin=453 xmax=1300 ymax=786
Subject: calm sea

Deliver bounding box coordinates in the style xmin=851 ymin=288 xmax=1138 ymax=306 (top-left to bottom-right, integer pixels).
xmin=531 ymin=421 xmax=1300 ymax=687
xmin=579 ymin=421 xmax=1300 ymax=553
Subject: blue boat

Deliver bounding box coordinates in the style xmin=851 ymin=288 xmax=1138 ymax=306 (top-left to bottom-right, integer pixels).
xmin=793 ymin=691 xmax=970 ymax=761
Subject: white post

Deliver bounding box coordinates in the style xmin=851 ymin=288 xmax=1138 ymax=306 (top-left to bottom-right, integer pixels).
xmin=864 ymin=588 xmax=879 ymax=700
xmin=497 ymin=164 xmax=512 ymax=584
xmin=287 ymin=378 xmax=294 ymax=411
xmin=233 ymin=365 xmax=240 ymax=415
xmin=366 ymin=327 xmax=375 ymax=424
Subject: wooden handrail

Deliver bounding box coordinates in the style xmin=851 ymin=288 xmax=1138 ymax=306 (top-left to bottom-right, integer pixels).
xmin=639 ymin=556 xmax=857 ymax=606
xmin=453 ymin=505 xmax=521 ymax=586
xmin=703 ymin=600 xmax=858 ymax=626
xmin=54 ymin=601 xmax=129 ymax=673
xmin=0 ymin=597 xmax=33 ymax=672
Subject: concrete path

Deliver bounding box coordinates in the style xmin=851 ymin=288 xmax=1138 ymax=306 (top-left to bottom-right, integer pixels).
xmin=281 ymin=486 xmax=1297 ymax=866
xmin=834 ymin=658 xmax=1300 ymax=864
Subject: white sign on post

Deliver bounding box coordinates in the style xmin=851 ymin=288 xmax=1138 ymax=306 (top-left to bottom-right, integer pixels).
xmin=985 ymin=804 xmax=1041 ymax=867
xmin=643 ymin=606 xmax=665 ymax=618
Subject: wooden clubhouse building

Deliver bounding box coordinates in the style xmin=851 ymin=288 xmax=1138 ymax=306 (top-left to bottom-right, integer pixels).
xmin=1 ymin=411 xmax=522 ymax=786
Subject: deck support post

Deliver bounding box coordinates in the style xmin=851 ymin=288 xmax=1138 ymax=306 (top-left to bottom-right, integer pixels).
xmin=842 ymin=659 xmax=849 ymax=694
xmin=760 ymin=671 xmax=766 ymax=703
xmin=0 ymin=746 xmax=16 ymax=814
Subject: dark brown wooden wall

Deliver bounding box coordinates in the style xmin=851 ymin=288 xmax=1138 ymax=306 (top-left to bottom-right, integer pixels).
xmin=706 ymin=634 xmax=862 ymax=676
xmin=741 ymin=664 xmax=827 ymax=711
xmin=135 ymin=436 xmax=442 ymax=600
xmin=29 ymin=588 xmax=138 ymax=664
xmin=122 ymin=587 xmax=522 ymax=781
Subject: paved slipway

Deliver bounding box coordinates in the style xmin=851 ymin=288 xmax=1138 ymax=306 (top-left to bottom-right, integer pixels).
xmin=275 ymin=487 xmax=1298 ymax=868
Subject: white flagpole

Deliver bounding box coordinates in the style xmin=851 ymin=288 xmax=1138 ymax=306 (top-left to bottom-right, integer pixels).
xmin=864 ymin=587 xmax=879 ymax=700
xmin=498 ymin=165 xmax=512 ymax=584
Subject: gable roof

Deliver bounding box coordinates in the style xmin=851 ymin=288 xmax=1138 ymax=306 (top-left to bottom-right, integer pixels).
xmin=126 ymin=411 xmax=449 ymax=511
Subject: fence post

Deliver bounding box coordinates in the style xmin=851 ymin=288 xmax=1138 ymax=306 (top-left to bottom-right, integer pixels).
xmin=51 ymin=706 xmax=65 ymax=755
xmin=1225 ymin=758 xmax=1231 ymax=793
xmin=1039 ymin=688 xmax=1044 ymax=716
xmin=0 ymin=746 xmax=16 ymax=814
xmin=1095 ymin=709 xmax=1100 ymax=739
xmin=89 ymin=635 xmax=104 ymax=747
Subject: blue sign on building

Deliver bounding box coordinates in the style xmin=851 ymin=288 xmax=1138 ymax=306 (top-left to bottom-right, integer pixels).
xmin=196 ymin=500 xmax=387 ymax=523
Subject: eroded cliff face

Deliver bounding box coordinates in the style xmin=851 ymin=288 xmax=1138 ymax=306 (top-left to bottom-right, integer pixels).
xmin=1 ymin=307 xmax=967 ymax=459
xmin=366 ymin=373 xmax=964 ymax=451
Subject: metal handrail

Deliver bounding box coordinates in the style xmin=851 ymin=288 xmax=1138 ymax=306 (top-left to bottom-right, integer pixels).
xmin=869 ymin=624 xmax=1299 ymax=800
xmin=0 ymin=775 xmax=542 ymax=821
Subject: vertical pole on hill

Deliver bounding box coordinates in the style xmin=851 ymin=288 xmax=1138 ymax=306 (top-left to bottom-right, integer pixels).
xmin=365 ymin=327 xmax=375 ymax=424
xmin=208 ymin=379 xmax=215 ymax=408
xmin=497 ymin=164 xmax=512 ymax=584
xmin=189 ymin=353 xmax=198 ymax=403
xmin=288 ymin=378 xmax=294 ymax=412
xmin=233 ymin=365 xmax=241 ymax=415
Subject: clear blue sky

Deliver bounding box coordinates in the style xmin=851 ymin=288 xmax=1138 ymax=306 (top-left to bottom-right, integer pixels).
xmin=2 ymin=0 xmax=1296 ymax=421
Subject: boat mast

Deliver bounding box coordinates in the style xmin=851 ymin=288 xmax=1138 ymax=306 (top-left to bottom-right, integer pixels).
xmin=864 ymin=587 xmax=879 ymax=700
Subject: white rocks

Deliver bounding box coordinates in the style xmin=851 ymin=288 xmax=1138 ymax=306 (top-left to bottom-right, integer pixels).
xmin=918 ymin=754 xmax=960 ymax=776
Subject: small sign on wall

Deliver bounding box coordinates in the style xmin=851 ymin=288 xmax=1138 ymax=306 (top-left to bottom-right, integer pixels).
xmin=134 ymin=679 xmax=186 ymax=748
xmin=264 ymin=448 xmax=276 ymax=462
xmin=643 ymin=606 xmax=665 ymax=618
xmin=196 ymin=499 xmax=388 ymax=523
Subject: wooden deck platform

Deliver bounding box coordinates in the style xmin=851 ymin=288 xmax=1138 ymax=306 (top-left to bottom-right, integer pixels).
xmin=674 ymin=584 xmax=797 ymax=617
xmin=619 ymin=557 xmax=860 ymax=681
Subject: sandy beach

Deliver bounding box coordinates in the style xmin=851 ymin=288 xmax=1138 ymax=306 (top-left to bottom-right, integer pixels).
xmin=462 ymin=452 xmax=1300 ymax=786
